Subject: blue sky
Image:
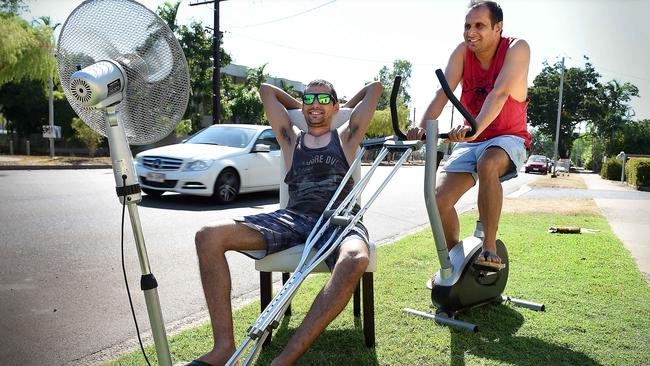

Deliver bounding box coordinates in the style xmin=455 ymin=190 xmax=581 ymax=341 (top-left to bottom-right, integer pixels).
xmin=24 ymin=0 xmax=650 ymax=127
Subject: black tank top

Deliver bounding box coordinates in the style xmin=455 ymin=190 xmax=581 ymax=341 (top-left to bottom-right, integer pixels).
xmin=284 ymin=130 xmax=357 ymax=215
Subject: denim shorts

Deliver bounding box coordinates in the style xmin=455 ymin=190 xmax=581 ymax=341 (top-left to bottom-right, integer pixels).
xmin=442 ymin=135 xmax=527 ymax=182
xmin=235 ymin=208 xmax=369 ymax=270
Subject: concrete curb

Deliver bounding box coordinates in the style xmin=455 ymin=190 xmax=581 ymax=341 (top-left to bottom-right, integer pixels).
xmin=0 ymin=165 xmax=111 ymax=170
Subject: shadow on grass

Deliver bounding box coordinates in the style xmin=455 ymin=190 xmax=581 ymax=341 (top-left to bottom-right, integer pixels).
xmin=450 ymin=305 xmax=602 ymax=366
xmin=255 ymin=315 xmax=378 ymax=365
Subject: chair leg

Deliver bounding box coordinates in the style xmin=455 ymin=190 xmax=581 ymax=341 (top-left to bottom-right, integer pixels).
xmin=362 ymin=272 xmax=375 ymax=348
xmin=260 ymin=271 xmax=272 ymax=348
xmin=282 ymin=272 xmax=291 ymax=316
xmin=353 ymin=280 xmax=361 ymax=317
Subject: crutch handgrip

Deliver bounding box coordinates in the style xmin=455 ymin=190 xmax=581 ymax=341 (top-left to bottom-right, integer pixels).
xmin=331 ymin=215 xmax=352 ymax=227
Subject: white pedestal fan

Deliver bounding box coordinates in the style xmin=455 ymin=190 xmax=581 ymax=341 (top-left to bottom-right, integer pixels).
xmin=56 ymin=1 xmax=190 ymax=364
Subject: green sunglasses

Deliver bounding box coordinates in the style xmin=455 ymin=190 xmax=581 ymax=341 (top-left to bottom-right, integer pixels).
xmin=302 ymin=93 xmax=336 ymax=105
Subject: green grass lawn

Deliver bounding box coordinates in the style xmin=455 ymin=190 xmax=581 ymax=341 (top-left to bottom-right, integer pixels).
xmin=108 ymin=212 xmax=650 ymax=366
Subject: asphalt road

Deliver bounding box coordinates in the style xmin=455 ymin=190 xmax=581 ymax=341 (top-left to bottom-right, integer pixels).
xmin=0 ymin=167 xmax=536 ymax=365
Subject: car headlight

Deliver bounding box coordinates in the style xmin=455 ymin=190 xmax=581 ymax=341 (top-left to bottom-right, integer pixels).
xmin=134 ymin=155 xmax=143 ymax=165
xmin=185 ymin=160 xmax=213 ymax=171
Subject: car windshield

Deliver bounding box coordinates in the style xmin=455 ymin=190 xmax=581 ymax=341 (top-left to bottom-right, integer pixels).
xmin=185 ymin=126 xmax=257 ymax=148
xmin=528 ymin=156 xmax=546 ymax=163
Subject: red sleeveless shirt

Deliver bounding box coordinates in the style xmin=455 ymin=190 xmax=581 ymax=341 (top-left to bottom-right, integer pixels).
xmin=460 ymin=36 xmax=531 ymax=149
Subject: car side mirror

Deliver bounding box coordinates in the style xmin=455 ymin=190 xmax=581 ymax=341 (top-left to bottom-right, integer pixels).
xmin=253 ymin=143 xmax=271 ymax=153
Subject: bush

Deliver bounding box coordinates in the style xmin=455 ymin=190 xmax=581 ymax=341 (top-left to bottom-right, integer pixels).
xmin=175 ymin=119 xmax=192 ymax=138
xmin=600 ymin=157 xmax=622 ymax=180
xmin=71 ymin=117 xmax=104 ymax=157
xmin=627 ymin=158 xmax=650 ymax=187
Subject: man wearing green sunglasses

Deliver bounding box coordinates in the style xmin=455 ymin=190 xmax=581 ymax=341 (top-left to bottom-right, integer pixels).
xmin=190 ymin=78 xmax=381 ymax=366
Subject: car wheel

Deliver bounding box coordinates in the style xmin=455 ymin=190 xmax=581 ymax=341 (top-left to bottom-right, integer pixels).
xmin=213 ymin=168 xmax=240 ymax=204
xmin=142 ymin=188 xmax=164 ymax=197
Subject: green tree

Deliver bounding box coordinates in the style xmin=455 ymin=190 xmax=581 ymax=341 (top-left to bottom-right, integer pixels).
xmin=373 ymin=59 xmax=412 ymax=110
xmin=157 ymin=1 xmax=233 ymax=130
xmin=592 ymin=80 xmax=639 ymax=155
xmin=527 ymin=58 xmax=601 ymax=158
xmin=366 ymin=60 xmax=413 ymax=138
xmin=0 ymin=14 xmax=54 ymax=86
xmin=0 ymin=78 xmax=47 ymax=136
xmin=157 ymin=0 xmax=180 ymax=33
xmin=365 ymin=106 xmax=409 ymax=139
xmin=0 ymin=0 xmax=26 ymax=16
xmin=529 ymin=129 xmax=554 ymax=157
xmin=280 ymin=79 xmax=300 ymax=99
xmin=71 ymin=117 xmax=104 ymax=156
xmin=611 ymin=119 xmax=650 ymax=156
xmin=228 ymin=64 xmax=268 ymax=124
xmin=528 ymin=57 xmax=639 ymax=160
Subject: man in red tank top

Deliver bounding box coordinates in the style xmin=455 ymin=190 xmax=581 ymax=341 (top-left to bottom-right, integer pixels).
xmin=408 ymin=0 xmax=530 ymax=274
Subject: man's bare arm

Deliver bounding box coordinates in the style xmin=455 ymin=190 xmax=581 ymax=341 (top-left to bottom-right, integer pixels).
xmin=339 ymin=81 xmax=383 ymax=153
xmin=406 ymin=43 xmax=465 ymax=140
xmin=259 ymin=83 xmax=301 ymax=154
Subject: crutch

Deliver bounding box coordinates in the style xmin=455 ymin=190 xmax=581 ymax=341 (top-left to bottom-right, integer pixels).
xmin=227 ymin=77 xmax=415 ymax=366
xmin=227 ymin=140 xmax=419 ymax=365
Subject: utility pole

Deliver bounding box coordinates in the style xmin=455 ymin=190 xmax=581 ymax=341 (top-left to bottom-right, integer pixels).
xmin=189 ymin=0 xmax=226 ymax=124
xmin=48 ymin=72 xmax=55 ymax=157
xmin=553 ymin=57 xmax=565 ymax=175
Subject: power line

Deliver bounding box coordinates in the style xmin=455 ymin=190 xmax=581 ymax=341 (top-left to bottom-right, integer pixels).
xmin=225 ymin=31 xmax=436 ymax=67
xmin=537 ymin=55 xmax=650 ymax=83
xmin=597 ymin=67 xmax=650 ymax=83
xmin=226 ymin=31 xmax=389 ymax=64
xmin=230 ymin=0 xmax=337 ymax=28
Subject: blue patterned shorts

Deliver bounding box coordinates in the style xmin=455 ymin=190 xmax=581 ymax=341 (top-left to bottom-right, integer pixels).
xmin=236 ymin=208 xmax=369 ymax=270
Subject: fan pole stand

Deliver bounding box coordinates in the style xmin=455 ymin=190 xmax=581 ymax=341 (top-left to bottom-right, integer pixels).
xmin=106 ymin=106 xmax=173 ymax=366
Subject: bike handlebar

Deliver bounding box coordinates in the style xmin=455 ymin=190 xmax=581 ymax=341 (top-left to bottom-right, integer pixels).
xmin=389 ymin=70 xmax=479 ymax=141
xmin=390 ymin=76 xmax=406 ymax=140
xmin=434 ymin=69 xmax=476 ymax=139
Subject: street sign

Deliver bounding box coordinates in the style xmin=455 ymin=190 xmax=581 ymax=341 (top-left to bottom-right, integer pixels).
xmin=42 ymin=125 xmax=61 ymax=139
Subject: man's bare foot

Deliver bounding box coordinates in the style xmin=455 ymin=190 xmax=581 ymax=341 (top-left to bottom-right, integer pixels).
xmin=192 ymin=343 xmax=237 ymax=366
xmin=473 ymin=249 xmax=505 ymax=271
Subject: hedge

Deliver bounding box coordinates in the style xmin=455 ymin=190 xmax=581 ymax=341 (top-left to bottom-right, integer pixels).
xmin=601 ymin=157 xmax=622 ymax=180
xmin=627 ymin=158 xmax=650 ymax=187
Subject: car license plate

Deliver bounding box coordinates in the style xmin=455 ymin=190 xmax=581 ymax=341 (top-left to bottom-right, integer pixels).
xmin=147 ymin=172 xmax=166 ymax=183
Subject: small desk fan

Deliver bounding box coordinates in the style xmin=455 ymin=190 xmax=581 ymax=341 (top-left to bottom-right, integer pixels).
xmin=56 ymin=0 xmax=190 ymax=364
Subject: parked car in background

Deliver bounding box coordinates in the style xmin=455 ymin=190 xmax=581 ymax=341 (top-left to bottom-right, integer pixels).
xmin=547 ymin=157 xmax=554 ymax=172
xmin=524 ymin=154 xmax=548 ymax=174
xmin=556 ymin=158 xmax=571 ymax=173
xmin=135 ymin=124 xmax=281 ymax=203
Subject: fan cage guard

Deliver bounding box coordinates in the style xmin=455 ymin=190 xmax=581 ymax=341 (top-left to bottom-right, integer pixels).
xmin=56 ymin=0 xmax=190 ymax=145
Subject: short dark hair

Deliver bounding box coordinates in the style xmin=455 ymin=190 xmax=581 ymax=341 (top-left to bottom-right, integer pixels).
xmin=469 ymin=0 xmax=503 ymax=29
xmin=306 ymin=79 xmax=338 ymax=103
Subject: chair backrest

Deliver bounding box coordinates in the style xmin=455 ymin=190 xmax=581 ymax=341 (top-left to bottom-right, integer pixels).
xmin=280 ymin=108 xmax=357 ymax=208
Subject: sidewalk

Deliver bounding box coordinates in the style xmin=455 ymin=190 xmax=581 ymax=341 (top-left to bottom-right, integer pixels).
xmin=0 ymin=155 xmax=111 ymax=169
xmin=580 ymin=172 xmax=650 ymax=283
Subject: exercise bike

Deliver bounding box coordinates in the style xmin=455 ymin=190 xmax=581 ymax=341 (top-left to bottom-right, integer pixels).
xmin=402 ymin=69 xmax=545 ymax=332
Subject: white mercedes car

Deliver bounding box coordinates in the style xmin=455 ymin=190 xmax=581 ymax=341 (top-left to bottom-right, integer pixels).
xmin=135 ymin=124 xmax=281 ymax=203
